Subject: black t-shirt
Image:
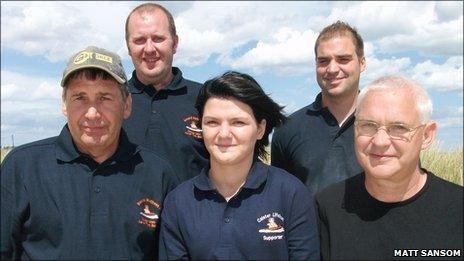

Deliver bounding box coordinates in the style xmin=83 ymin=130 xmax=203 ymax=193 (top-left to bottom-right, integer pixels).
xmin=316 ymin=171 xmax=463 ymax=260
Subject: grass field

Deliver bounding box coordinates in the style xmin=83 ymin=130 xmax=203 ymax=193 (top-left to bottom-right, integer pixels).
xmin=420 ymin=143 xmax=463 ymax=186
xmin=1 ymin=144 xmax=463 ymax=186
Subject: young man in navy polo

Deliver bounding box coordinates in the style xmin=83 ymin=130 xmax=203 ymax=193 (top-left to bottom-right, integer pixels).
xmin=123 ymin=3 xmax=208 ymax=182
xmin=1 ymin=46 xmax=177 ymax=259
xmin=272 ymin=21 xmax=366 ymax=193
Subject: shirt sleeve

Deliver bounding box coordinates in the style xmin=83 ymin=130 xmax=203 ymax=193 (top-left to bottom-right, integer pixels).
xmin=270 ymin=129 xmax=289 ymax=171
xmin=1 ymin=153 xmax=28 ymax=260
xmin=287 ymin=184 xmax=320 ymax=260
xmin=159 ymin=193 xmax=189 ymax=260
xmin=315 ymin=194 xmax=330 ymax=260
xmin=161 ymin=162 xmax=180 ymax=199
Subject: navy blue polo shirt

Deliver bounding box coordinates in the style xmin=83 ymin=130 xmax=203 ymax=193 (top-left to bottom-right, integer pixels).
xmin=159 ymin=162 xmax=320 ymax=260
xmin=1 ymin=125 xmax=177 ymax=260
xmin=123 ymin=67 xmax=209 ymax=182
xmin=271 ymin=93 xmax=363 ymax=194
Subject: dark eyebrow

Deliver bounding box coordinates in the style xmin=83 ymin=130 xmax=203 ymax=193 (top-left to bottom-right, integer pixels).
xmin=70 ymin=92 xmax=86 ymax=97
xmin=337 ymin=54 xmax=353 ymax=59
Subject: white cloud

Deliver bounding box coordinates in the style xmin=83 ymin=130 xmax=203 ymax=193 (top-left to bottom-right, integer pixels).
xmin=1 ymin=70 xmax=64 ymax=146
xmin=1 ymin=1 xmax=142 ymax=61
xmin=223 ymin=28 xmax=318 ymax=75
xmin=2 ymin=1 xmax=462 ymax=69
xmin=320 ymin=2 xmax=463 ymax=56
xmin=360 ymin=55 xmax=463 ymax=92
xmin=361 ymin=55 xmax=412 ymax=86
xmin=435 ymin=1 xmax=463 ymax=21
xmin=436 ymin=117 xmax=463 ymax=128
xmin=411 ymin=56 xmax=463 ymax=91
xmin=432 ymin=105 xmax=463 ymax=130
xmin=1 ymin=70 xmax=62 ymax=101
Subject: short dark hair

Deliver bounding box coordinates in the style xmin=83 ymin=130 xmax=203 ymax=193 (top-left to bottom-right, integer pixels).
xmin=62 ymin=68 xmax=129 ymax=101
xmin=314 ymin=20 xmax=364 ymax=58
xmin=195 ymin=71 xmax=286 ymax=160
xmin=125 ymin=3 xmax=177 ymax=45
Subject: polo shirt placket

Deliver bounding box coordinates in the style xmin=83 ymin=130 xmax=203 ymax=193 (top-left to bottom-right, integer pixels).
xmin=271 ymin=93 xmax=362 ymax=193
xmin=1 ymin=126 xmax=178 ymax=260
xmin=124 ymin=67 xmax=209 ymax=182
xmin=160 ymin=162 xmax=320 ymax=260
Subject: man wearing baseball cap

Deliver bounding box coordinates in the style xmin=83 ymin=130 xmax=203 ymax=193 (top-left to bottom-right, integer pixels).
xmin=1 ymin=46 xmax=177 ymax=259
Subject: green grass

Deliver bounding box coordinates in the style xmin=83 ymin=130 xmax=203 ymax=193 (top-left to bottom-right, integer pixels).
xmin=421 ymin=143 xmax=463 ymax=186
xmin=1 ymin=147 xmax=13 ymax=162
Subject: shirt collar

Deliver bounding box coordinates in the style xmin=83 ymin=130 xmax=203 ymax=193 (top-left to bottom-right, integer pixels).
xmin=307 ymin=92 xmax=324 ymax=112
xmin=55 ymin=125 xmax=139 ymax=163
xmin=193 ymin=161 xmax=269 ymax=192
xmin=306 ymin=92 xmax=356 ymax=128
xmin=127 ymin=67 xmax=185 ymax=96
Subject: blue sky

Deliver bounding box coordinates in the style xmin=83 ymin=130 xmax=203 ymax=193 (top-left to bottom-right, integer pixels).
xmin=1 ymin=1 xmax=463 ymax=150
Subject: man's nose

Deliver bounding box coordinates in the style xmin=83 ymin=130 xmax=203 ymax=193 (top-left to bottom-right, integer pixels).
xmin=326 ymin=60 xmax=340 ymax=73
xmin=85 ymin=106 xmax=101 ymax=120
xmin=371 ymin=128 xmax=392 ymax=147
xmin=144 ymin=39 xmax=156 ymax=53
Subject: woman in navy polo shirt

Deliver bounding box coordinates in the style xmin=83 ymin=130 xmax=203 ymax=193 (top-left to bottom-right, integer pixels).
xmin=159 ymin=71 xmax=320 ymax=260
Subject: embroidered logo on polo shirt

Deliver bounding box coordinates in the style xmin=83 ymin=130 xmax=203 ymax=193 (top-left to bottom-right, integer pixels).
xmin=137 ymin=198 xmax=161 ymax=229
xmin=183 ymin=115 xmax=203 ymax=139
xmin=257 ymin=212 xmax=285 ymax=241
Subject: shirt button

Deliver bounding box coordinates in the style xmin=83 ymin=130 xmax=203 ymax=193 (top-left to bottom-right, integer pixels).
xmin=94 ymin=186 xmax=101 ymax=193
xmin=224 ymin=217 xmax=231 ymax=223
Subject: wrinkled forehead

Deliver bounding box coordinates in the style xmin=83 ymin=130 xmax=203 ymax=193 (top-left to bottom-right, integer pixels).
xmin=357 ymin=89 xmax=420 ymax=123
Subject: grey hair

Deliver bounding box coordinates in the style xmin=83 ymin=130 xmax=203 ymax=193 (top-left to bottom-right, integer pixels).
xmin=356 ymin=75 xmax=433 ymax=124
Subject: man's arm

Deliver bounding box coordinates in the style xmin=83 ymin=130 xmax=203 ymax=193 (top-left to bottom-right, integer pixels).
xmin=287 ymin=185 xmax=320 ymax=260
xmin=1 ymin=154 xmax=27 ymax=260
xmin=271 ymin=128 xmax=289 ymax=171
xmin=315 ymin=195 xmax=330 ymax=260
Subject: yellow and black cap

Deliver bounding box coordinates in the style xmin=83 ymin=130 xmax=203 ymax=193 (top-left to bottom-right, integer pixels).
xmin=61 ymin=46 xmax=127 ymax=87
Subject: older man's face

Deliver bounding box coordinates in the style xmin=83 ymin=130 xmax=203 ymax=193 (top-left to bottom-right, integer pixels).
xmin=62 ymin=75 xmax=132 ymax=162
xmin=354 ymin=88 xmax=435 ymax=182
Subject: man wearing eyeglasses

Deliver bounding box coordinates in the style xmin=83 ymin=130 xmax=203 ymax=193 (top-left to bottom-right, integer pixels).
xmin=316 ymin=76 xmax=463 ymax=260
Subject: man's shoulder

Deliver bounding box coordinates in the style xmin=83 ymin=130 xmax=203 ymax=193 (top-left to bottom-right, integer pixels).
xmin=287 ymin=104 xmax=313 ymax=121
xmin=137 ymin=146 xmax=176 ymax=171
xmin=273 ymin=104 xmax=312 ymax=135
xmin=181 ymin=77 xmax=202 ymax=99
xmin=428 ymin=171 xmax=463 ymax=201
xmin=164 ymin=175 xmax=196 ymax=202
xmin=316 ymin=173 xmax=363 ymax=204
xmin=182 ymin=77 xmax=202 ymax=88
xmin=2 ymin=137 xmax=57 ymax=163
xmin=267 ymin=164 xmax=308 ymax=188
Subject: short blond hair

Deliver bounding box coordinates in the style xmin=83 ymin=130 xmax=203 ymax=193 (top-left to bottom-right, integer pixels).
xmin=357 ymin=76 xmax=433 ymax=124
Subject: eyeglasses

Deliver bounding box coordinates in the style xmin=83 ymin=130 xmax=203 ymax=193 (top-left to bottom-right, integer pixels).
xmin=354 ymin=120 xmax=425 ymax=141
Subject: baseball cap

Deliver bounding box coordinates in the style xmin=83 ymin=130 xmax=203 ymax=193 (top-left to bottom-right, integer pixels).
xmin=61 ymin=46 xmax=127 ymax=87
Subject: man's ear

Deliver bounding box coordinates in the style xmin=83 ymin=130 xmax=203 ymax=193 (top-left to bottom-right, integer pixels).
xmin=359 ymin=56 xmax=366 ymax=73
xmin=172 ymin=35 xmax=179 ymax=55
xmin=123 ymin=94 xmax=132 ymax=119
xmin=62 ymin=101 xmax=68 ymax=117
xmin=421 ymin=122 xmax=437 ymax=150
